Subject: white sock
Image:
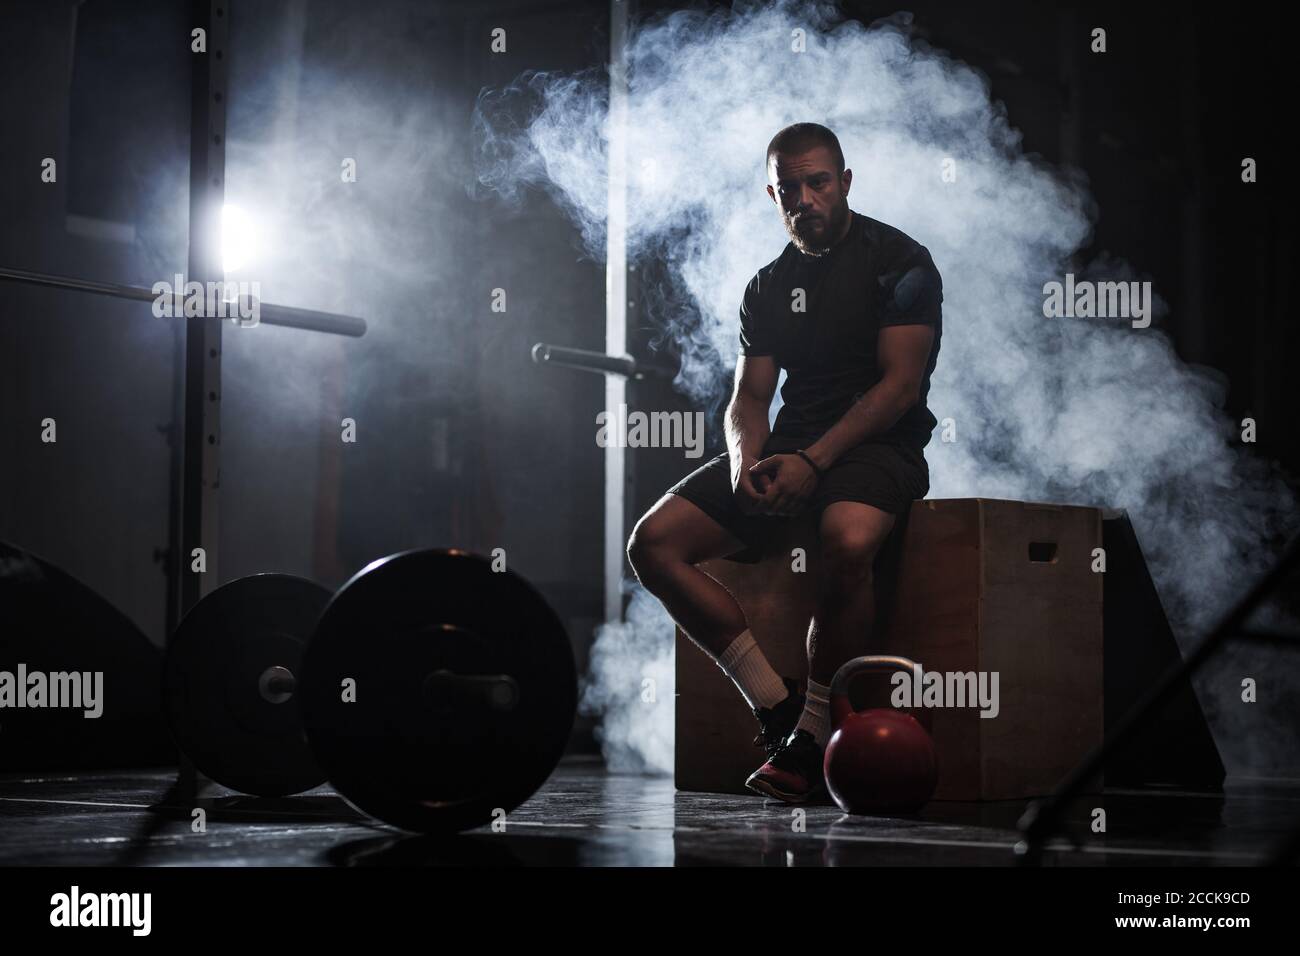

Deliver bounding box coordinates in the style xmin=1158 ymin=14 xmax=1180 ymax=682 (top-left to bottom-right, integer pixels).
xmin=716 ymin=630 xmax=788 ymax=710
xmin=795 ymin=679 xmax=831 ymax=748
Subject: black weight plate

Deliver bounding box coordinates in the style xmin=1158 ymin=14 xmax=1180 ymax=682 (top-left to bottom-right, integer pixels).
xmin=0 ymin=539 xmax=174 ymax=771
xmin=300 ymin=549 xmax=577 ymax=833
xmin=163 ymin=574 xmax=331 ymax=796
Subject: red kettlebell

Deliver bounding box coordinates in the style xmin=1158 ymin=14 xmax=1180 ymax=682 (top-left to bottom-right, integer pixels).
xmin=823 ymin=655 xmax=938 ymax=815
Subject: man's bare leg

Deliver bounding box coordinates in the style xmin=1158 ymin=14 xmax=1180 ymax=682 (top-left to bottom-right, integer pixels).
xmin=626 ymin=493 xmax=750 ymax=657
xmin=627 ymin=494 xmax=794 ymax=713
xmin=793 ymin=501 xmax=897 ymax=747
xmin=806 ymin=501 xmax=896 ymax=683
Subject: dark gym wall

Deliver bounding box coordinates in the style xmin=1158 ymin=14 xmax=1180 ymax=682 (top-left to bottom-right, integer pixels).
xmin=0 ymin=1 xmax=185 ymax=642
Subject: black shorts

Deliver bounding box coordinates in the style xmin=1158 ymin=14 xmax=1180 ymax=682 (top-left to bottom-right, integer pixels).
xmin=666 ymin=435 xmax=929 ymax=563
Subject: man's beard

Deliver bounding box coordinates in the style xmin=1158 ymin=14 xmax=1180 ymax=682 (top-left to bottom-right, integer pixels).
xmin=784 ymin=202 xmax=848 ymax=256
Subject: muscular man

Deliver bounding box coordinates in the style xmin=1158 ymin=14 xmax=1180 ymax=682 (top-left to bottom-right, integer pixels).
xmin=626 ymin=122 xmax=943 ymax=802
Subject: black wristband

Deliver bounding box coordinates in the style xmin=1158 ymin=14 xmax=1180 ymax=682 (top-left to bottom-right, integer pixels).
xmin=795 ymin=449 xmax=823 ymax=478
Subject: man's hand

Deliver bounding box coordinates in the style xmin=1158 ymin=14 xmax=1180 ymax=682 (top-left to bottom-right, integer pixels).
xmin=748 ymin=454 xmax=819 ymax=516
xmin=731 ymin=457 xmax=767 ymax=515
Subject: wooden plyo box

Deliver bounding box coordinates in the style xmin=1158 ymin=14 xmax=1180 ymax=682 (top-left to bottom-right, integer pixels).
xmin=674 ymin=498 xmax=1104 ymax=801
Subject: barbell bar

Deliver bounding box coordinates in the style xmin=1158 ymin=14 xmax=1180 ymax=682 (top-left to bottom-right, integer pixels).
xmin=0 ymin=265 xmax=367 ymax=338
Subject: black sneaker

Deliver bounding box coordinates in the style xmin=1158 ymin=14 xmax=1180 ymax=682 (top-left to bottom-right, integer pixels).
xmin=751 ymin=677 xmax=804 ymax=759
xmin=745 ymin=729 xmax=826 ymax=803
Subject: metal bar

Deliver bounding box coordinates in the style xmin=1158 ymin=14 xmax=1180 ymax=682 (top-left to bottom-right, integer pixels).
xmin=177 ymin=0 xmax=228 ymax=624
xmin=1016 ymin=533 xmax=1300 ymax=863
xmin=533 ymin=342 xmax=637 ymax=378
xmin=531 ymin=342 xmax=676 ymax=381
xmin=0 ymin=266 xmax=367 ymax=338
xmin=604 ymin=0 xmax=630 ymax=625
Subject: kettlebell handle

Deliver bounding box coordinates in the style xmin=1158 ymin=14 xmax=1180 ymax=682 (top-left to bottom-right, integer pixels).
xmin=829 ymin=655 xmax=922 ymax=727
xmin=830 ymin=655 xmax=920 ymax=698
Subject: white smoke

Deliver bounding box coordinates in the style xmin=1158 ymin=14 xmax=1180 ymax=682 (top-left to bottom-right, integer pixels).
xmin=474 ymin=1 xmax=1300 ymax=776
xmin=581 ymin=581 xmax=675 ymax=774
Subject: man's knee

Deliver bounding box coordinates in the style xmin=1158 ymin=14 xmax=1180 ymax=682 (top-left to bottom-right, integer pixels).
xmin=820 ymin=525 xmax=881 ymax=583
xmin=629 ymin=495 xmax=740 ymax=581
xmin=819 ymin=503 xmax=895 ymax=587
xmin=627 ymin=512 xmax=674 ymax=577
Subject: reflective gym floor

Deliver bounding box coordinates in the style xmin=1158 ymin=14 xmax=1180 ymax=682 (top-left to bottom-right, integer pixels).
xmin=1 ymin=758 xmax=1294 ymax=866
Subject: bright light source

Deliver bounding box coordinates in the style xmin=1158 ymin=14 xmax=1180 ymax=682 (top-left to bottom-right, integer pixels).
xmin=221 ymin=203 xmax=259 ymax=274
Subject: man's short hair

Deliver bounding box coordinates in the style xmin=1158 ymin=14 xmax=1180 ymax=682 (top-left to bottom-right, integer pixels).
xmin=765 ymin=122 xmax=845 ymax=175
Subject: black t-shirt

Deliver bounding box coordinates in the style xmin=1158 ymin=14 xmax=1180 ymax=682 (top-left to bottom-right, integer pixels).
xmin=738 ymin=211 xmax=943 ymax=449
